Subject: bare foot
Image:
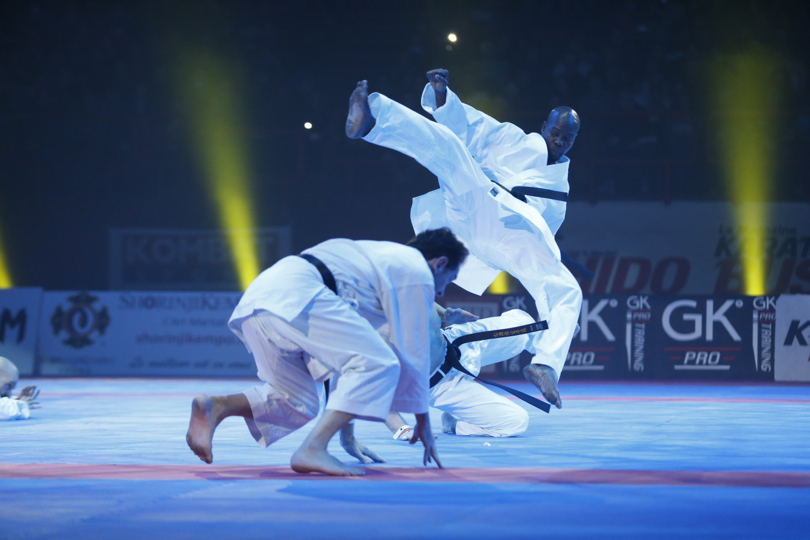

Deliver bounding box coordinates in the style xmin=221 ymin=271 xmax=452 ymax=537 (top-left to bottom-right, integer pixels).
xmin=290 ymin=446 xmax=365 ymax=476
xmin=523 ymin=364 xmax=562 ymax=409
xmin=345 ymin=80 xmax=375 ymax=139
xmin=186 ymin=394 xmax=219 ymax=464
xmin=441 ymin=411 xmax=458 ymax=434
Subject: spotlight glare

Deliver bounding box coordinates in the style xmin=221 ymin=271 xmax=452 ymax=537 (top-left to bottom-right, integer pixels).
xmin=485 ymin=272 xmax=511 ymax=294
xmin=447 ymin=33 xmax=457 ymax=42
xmin=176 ymin=47 xmax=261 ymax=291
xmin=0 ymin=231 xmax=12 ymax=288
xmin=304 ymin=122 xmax=312 ymax=129
xmin=712 ymin=50 xmax=779 ymax=295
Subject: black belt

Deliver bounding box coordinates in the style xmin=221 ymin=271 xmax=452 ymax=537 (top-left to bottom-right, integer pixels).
xmin=492 ymin=180 xmax=568 ymax=203
xmin=429 ymin=320 xmax=553 ymax=413
xmin=491 ymin=181 xmax=594 ymax=282
xmin=299 ymin=253 xmax=337 ymax=294
xmin=299 ymin=253 xmax=337 ymax=400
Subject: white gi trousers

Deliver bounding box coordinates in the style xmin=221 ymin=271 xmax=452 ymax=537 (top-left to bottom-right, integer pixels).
xmin=238 ymin=287 xmax=401 ymax=448
xmin=431 ymin=310 xmax=534 ymax=437
xmin=363 ymin=93 xmax=582 ymax=376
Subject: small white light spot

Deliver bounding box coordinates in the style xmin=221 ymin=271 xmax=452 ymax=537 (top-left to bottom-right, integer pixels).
xmin=304 ymin=122 xmax=313 ymax=130
xmin=483 ymin=442 xmax=491 ymax=446
xmin=448 ymin=33 xmax=457 ymax=42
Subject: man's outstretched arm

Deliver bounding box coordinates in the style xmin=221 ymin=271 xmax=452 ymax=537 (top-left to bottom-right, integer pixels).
xmin=339 ymin=423 xmax=387 ymax=464
xmin=410 ymin=412 xmax=443 ymax=468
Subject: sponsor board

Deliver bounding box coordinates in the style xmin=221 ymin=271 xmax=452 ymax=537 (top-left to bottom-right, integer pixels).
xmin=109 ymin=227 xmax=292 ymax=290
xmin=38 ymin=291 xmax=255 ymax=377
xmin=0 ymin=288 xmax=43 ymax=376
xmin=775 ymin=295 xmax=810 ymax=381
xmin=624 ymin=294 xmax=655 ymax=378
xmin=559 ymin=202 xmax=810 ymax=295
xmin=654 ymin=295 xmax=773 ymax=380
xmin=443 ymin=289 xmax=776 ymax=381
xmin=568 ymin=295 xmax=626 ymax=379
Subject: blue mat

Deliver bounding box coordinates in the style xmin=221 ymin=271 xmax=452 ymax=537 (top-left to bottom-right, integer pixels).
xmin=2 ymin=378 xmax=809 ymax=539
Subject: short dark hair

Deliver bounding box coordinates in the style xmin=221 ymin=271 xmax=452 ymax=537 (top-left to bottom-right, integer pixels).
xmin=406 ymin=228 xmax=468 ymax=270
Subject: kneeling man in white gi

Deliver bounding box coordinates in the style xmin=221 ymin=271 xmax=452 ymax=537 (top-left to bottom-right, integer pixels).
xmin=383 ymin=308 xmax=538 ymax=439
xmin=186 ymin=228 xmax=468 ymax=476
xmin=346 ymin=71 xmax=582 ymax=409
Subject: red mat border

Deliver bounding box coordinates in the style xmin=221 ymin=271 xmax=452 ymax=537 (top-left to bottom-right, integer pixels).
xmin=37 ymin=393 xmax=810 ymax=404
xmin=2 ymin=463 xmax=809 ymax=488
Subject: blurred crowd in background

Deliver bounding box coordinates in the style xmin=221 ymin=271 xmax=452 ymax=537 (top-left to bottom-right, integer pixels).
xmin=1 ymin=0 xmax=808 ymax=289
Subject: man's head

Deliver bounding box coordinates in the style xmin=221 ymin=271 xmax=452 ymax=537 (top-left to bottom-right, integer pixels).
xmin=406 ymin=228 xmax=468 ymax=297
xmin=540 ymin=106 xmax=580 ymax=163
xmin=0 ymin=357 xmax=19 ymax=398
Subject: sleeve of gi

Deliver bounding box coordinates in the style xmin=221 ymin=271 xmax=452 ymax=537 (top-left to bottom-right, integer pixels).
xmin=0 ymin=397 xmax=30 ymax=421
xmin=383 ymin=280 xmax=434 ymax=414
xmin=421 ymin=83 xmax=528 ymax=166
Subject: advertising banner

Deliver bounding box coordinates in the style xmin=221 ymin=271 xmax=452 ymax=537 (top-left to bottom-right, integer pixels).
xmin=442 ymin=289 xmax=776 ymax=381
xmin=450 ymin=293 xmax=641 ymax=380
xmin=0 ymin=288 xmax=43 ymax=376
xmin=568 ymin=294 xmax=629 ymax=379
xmin=109 ymin=227 xmax=292 ymax=290
xmin=37 ymin=291 xmax=255 ymax=377
xmin=652 ymin=295 xmax=774 ymax=381
xmin=775 ymin=294 xmax=810 ymax=381
xmin=558 ymin=202 xmax=810 ymax=295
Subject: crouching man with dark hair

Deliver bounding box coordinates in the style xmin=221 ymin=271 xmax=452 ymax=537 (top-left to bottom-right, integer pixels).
xmin=186 ymin=228 xmax=468 ymax=476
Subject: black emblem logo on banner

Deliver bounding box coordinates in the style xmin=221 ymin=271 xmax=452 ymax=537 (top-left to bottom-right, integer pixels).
xmin=50 ymin=292 xmax=110 ymax=349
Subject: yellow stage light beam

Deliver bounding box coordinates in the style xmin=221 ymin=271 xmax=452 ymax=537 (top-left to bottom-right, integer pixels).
xmin=485 ymin=271 xmax=511 ymax=294
xmin=0 ymin=229 xmax=12 ymax=288
xmin=712 ymin=50 xmax=779 ymax=295
xmin=175 ymin=46 xmax=260 ymax=290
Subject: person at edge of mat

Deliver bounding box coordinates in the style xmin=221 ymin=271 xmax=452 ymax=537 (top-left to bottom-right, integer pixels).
xmin=185 ymin=228 xmax=468 ymax=477
xmin=370 ymin=306 xmax=537 ymax=441
xmin=0 ymin=356 xmax=41 ymax=421
xmin=345 ymin=69 xmax=582 ymax=410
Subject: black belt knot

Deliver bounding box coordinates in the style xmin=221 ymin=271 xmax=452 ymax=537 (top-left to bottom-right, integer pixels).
xmin=428 ymin=320 xmax=553 ymax=413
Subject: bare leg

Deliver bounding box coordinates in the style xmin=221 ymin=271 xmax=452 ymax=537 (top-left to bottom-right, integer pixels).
xmin=186 ymin=393 xmax=252 ymax=464
xmin=290 ymin=409 xmax=365 ymax=476
xmin=523 ymin=364 xmax=562 ymax=409
xmin=345 ymin=80 xmax=375 ymax=139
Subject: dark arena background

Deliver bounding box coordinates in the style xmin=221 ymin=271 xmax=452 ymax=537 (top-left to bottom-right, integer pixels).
xmin=1 ymin=1 xmax=809 ymax=538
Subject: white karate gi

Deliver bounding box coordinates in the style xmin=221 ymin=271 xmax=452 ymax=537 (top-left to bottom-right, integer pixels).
xmin=229 ymin=239 xmax=434 ymax=448
xmin=363 ymin=88 xmax=581 ymax=376
xmin=430 ymin=309 xmax=534 ymax=437
xmin=0 ymin=397 xmax=30 ymax=420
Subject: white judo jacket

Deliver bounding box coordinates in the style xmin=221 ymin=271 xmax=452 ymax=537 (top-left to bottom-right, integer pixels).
xmin=412 ymin=84 xmax=571 ymax=294
xmin=0 ymin=396 xmax=30 ymax=421
xmin=229 ymin=239 xmax=435 ymax=414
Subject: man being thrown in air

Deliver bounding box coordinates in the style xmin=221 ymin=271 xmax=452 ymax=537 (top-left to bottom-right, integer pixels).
xmin=345 ymin=69 xmax=582 ymax=409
